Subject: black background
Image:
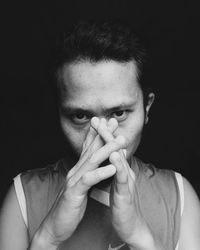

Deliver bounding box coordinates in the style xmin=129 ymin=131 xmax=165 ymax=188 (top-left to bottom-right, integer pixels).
xmin=2 ymin=1 xmax=200 ymax=204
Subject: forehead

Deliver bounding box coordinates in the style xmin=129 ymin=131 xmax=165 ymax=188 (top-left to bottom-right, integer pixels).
xmin=60 ymin=60 xmax=141 ymax=108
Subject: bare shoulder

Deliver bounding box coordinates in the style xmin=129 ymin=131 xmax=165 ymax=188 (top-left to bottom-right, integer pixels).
xmin=183 ymin=177 xmax=200 ymax=207
xmin=182 ymin=176 xmax=200 ymax=218
xmin=178 ymin=176 xmax=200 ymax=250
xmin=0 ymin=184 xmax=29 ymax=250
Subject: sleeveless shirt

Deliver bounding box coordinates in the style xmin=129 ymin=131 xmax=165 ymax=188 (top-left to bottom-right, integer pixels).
xmin=16 ymin=157 xmax=181 ymax=250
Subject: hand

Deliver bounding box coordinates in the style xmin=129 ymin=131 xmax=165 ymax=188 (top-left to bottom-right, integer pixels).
xmin=33 ymin=118 xmax=126 ymax=248
xmin=110 ymin=152 xmax=155 ymax=250
xmin=94 ymin=120 xmax=162 ymax=250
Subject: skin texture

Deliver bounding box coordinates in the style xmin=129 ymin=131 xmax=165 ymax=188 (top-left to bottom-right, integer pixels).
xmin=46 ymin=60 xmax=157 ymax=249
xmin=0 ymin=59 xmax=200 ymax=250
xmin=29 ymin=60 xmax=157 ymax=249
xmin=59 ymin=60 xmax=152 ymax=160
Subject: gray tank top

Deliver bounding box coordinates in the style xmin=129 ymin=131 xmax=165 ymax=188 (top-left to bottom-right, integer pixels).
xmin=19 ymin=157 xmax=181 ymax=250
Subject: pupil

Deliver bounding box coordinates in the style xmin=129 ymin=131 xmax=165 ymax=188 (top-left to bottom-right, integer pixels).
xmin=76 ymin=114 xmax=85 ymax=119
xmin=116 ymin=111 xmax=123 ymax=116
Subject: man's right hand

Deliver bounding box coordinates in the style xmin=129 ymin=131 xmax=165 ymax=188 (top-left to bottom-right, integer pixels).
xmin=31 ymin=117 xmax=126 ymax=249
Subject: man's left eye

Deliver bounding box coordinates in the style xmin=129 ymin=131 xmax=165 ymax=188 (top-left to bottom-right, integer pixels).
xmin=112 ymin=110 xmax=128 ymax=121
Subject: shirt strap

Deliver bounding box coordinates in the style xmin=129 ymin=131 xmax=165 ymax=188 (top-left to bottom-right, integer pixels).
xmin=174 ymin=172 xmax=184 ymax=250
xmin=13 ymin=174 xmax=28 ymax=227
xmin=175 ymin=172 xmax=184 ymax=216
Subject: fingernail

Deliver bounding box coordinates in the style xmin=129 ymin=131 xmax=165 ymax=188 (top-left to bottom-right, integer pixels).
xmin=123 ymin=149 xmax=127 ymax=157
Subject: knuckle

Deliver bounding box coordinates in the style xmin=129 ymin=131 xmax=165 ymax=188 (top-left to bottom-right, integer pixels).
xmin=110 ymin=140 xmax=122 ymax=151
xmin=81 ymin=174 xmax=89 ymax=186
xmin=109 ymin=151 xmax=120 ymax=162
xmin=116 ymin=135 xmax=126 ymax=147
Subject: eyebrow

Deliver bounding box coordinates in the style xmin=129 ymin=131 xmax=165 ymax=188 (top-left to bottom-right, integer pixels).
xmin=60 ymin=101 xmax=137 ymax=116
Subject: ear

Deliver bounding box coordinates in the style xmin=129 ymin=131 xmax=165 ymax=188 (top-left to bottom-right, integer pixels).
xmin=144 ymin=92 xmax=155 ymax=124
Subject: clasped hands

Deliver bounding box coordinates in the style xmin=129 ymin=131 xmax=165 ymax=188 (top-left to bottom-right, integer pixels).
xmin=36 ymin=117 xmax=162 ymax=250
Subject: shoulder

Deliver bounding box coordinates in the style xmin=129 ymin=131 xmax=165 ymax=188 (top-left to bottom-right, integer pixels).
xmin=134 ymin=158 xmax=182 ymax=247
xmin=178 ymin=177 xmax=200 ymax=249
xmin=20 ymin=158 xmax=69 ymax=194
xmin=13 ymin=158 xmax=72 ymax=239
xmin=19 ymin=158 xmax=70 ymax=207
xmin=0 ymin=184 xmax=29 ymax=249
xmin=136 ymin=157 xmax=177 ymax=187
xmin=21 ymin=158 xmax=68 ymax=183
xmin=135 ymin=158 xmax=181 ymax=210
xmin=182 ymin=177 xmax=200 ymax=221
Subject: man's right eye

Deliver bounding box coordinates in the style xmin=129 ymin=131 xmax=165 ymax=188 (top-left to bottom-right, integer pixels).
xmin=71 ymin=114 xmax=90 ymax=124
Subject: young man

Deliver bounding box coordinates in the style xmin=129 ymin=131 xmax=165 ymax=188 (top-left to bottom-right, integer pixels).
xmin=0 ymin=21 xmax=200 ymax=250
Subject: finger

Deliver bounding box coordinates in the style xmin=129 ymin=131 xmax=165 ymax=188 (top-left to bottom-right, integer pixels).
xmin=69 ymin=135 xmax=126 ymax=185
xmin=73 ymin=119 xmax=126 ymax=180
xmin=117 ymin=151 xmax=136 ymax=192
xmin=122 ymin=149 xmax=127 ymax=158
xmin=94 ymin=118 xmax=128 ymax=162
xmin=90 ymin=135 xmax=126 ymax=166
xmin=81 ymin=126 xmax=98 ymax=155
xmin=99 ymin=119 xmax=128 ymax=161
xmin=127 ymin=167 xmax=136 ymax=193
xmin=68 ymin=134 xmax=103 ymax=179
xmin=91 ymin=118 xmax=118 ymax=143
xmin=107 ymin=118 xmax=118 ymax=133
xmin=90 ymin=116 xmax=100 ymax=132
xmin=97 ymin=118 xmax=119 ymax=144
xmin=69 ymin=118 xmax=106 ymax=180
xmin=82 ymin=117 xmax=108 ymax=158
xmin=98 ymin=119 xmax=114 ymax=142
xmin=109 ymin=151 xmax=129 ymax=195
xmin=82 ymin=133 xmax=106 ymax=163
xmin=77 ymin=165 xmax=116 ymax=195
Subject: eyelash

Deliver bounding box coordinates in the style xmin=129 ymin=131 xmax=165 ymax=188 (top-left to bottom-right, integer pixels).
xmin=70 ymin=110 xmax=130 ymax=125
xmin=111 ymin=110 xmax=129 ymax=121
xmin=70 ymin=114 xmax=91 ymax=125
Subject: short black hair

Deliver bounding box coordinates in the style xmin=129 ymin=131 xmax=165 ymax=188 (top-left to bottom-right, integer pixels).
xmin=54 ymin=20 xmax=149 ymax=103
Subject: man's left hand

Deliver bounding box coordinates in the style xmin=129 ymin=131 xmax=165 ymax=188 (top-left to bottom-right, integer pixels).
xmin=92 ymin=117 xmax=164 ymax=250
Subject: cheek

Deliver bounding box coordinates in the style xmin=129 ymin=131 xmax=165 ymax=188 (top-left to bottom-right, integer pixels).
xmin=60 ymin=118 xmax=89 ymax=155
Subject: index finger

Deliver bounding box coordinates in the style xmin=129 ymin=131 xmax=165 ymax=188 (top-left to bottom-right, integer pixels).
xmin=92 ymin=118 xmax=117 ymax=143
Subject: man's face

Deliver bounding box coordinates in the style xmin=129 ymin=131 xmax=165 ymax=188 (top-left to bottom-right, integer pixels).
xmin=59 ymin=60 xmax=150 ymax=160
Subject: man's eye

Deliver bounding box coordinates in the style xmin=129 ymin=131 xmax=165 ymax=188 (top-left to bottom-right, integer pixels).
xmin=71 ymin=114 xmax=90 ymax=124
xmin=112 ymin=110 xmax=128 ymax=121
